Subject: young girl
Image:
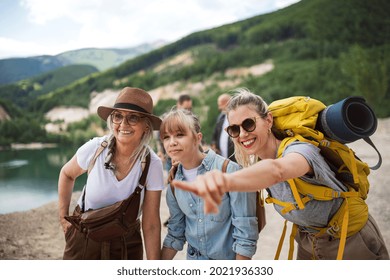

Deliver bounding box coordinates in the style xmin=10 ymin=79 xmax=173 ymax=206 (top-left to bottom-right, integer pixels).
xmin=173 ymin=88 xmax=389 ymax=260
xmin=160 ymin=109 xmax=258 ymax=260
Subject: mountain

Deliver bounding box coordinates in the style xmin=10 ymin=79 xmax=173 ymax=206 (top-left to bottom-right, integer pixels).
xmin=0 ymin=41 xmax=166 ymax=85
xmin=55 ymin=41 xmax=166 ymax=71
xmin=0 ymin=56 xmax=63 ymax=85
xmin=0 ymin=0 xmax=389 ymax=146
xmin=0 ymin=64 xmax=98 ymax=109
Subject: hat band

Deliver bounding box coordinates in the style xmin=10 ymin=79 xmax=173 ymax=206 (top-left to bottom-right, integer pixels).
xmin=113 ymin=103 xmax=149 ymax=114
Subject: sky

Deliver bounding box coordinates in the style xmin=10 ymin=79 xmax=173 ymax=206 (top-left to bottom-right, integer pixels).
xmin=0 ymin=0 xmax=300 ymax=59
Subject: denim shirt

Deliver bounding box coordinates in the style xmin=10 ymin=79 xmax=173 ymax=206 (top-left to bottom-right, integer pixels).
xmin=163 ymin=149 xmax=258 ymax=259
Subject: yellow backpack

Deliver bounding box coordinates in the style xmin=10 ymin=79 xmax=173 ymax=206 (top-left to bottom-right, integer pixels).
xmin=266 ymin=96 xmax=381 ymax=260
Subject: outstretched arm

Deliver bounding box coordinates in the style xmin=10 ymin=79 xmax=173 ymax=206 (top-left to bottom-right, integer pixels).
xmin=172 ymin=153 xmax=311 ymax=213
xmin=172 ymin=169 xmax=227 ymax=214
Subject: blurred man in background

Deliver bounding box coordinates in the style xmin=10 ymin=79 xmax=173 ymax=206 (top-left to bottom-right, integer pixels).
xmin=211 ymin=93 xmax=236 ymax=162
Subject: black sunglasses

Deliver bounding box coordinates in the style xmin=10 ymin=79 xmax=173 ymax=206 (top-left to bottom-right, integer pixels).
xmin=225 ymin=117 xmax=261 ymax=138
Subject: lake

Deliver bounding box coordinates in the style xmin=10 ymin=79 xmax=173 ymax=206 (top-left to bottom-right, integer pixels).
xmin=0 ymin=146 xmax=86 ymax=214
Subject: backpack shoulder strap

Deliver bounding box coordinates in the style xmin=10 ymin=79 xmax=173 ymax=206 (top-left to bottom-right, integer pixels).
xmin=81 ymin=139 xmax=108 ymax=212
xmin=222 ymin=158 xmax=229 ymax=173
xmin=169 ymin=164 xmax=178 ymax=198
xmin=87 ymin=139 xmax=108 ymax=174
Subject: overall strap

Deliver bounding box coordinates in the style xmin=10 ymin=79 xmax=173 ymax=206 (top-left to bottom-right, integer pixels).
xmin=122 ymin=151 xmax=151 ymax=221
xmin=139 ymin=151 xmax=151 ymax=188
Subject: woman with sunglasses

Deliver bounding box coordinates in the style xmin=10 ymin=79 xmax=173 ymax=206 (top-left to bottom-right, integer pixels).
xmin=160 ymin=109 xmax=258 ymax=260
xmin=58 ymin=87 xmax=164 ymax=259
xmin=173 ymin=88 xmax=389 ymax=260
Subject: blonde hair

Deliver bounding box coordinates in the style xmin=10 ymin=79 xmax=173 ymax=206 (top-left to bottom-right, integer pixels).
xmin=226 ymin=88 xmax=269 ymax=167
xmin=104 ymin=113 xmax=153 ymax=170
xmin=160 ymin=109 xmax=203 ymax=151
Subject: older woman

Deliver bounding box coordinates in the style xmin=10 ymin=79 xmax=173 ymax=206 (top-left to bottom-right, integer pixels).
xmin=58 ymin=87 xmax=164 ymax=260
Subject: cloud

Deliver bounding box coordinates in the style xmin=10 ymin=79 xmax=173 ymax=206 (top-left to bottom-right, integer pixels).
xmin=275 ymin=0 xmax=300 ymax=9
xmin=20 ymin=0 xmax=258 ymax=43
xmin=0 ymin=37 xmax=53 ymax=58
xmin=20 ymin=0 xmax=102 ymax=25
xmin=2 ymin=0 xmax=300 ymax=58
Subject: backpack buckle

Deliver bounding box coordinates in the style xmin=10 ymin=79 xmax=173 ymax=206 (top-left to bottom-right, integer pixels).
xmin=326 ymin=224 xmax=340 ymax=236
xmin=285 ymin=129 xmax=294 ymax=137
xmin=319 ymin=139 xmax=330 ymax=147
xmin=332 ymin=191 xmax=341 ymax=198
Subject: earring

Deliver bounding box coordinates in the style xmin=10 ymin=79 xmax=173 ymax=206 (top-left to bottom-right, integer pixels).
xmin=268 ymin=128 xmax=271 ymax=135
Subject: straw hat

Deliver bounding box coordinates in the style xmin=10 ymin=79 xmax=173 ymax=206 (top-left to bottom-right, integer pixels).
xmin=97 ymin=87 xmax=162 ymax=130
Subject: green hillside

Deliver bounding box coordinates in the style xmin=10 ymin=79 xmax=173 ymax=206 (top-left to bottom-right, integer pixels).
xmin=0 ymin=64 xmax=98 ymax=109
xmin=0 ymin=56 xmax=63 ymax=85
xmin=1 ymin=0 xmax=389 ymax=146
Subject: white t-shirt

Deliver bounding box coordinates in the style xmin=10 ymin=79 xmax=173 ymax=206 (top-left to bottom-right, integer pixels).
xmin=182 ymin=166 xmax=200 ymax=182
xmin=76 ymin=136 xmax=164 ymax=215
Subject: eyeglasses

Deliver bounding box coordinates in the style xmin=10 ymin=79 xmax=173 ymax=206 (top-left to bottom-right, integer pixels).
xmin=225 ymin=117 xmax=261 ymax=138
xmin=111 ymin=112 xmax=144 ymax=125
